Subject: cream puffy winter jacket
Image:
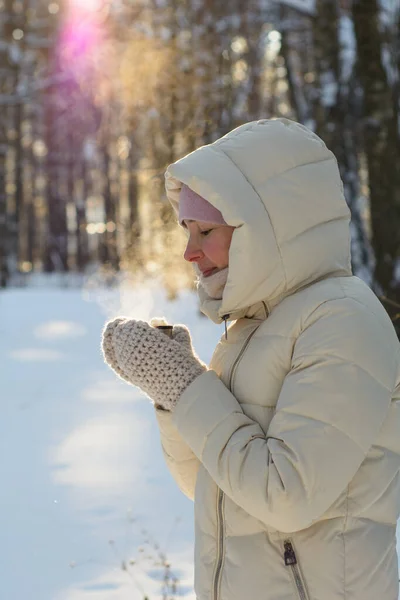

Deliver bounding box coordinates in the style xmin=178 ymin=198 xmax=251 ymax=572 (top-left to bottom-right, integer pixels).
xmin=155 ymin=119 xmax=400 ymax=600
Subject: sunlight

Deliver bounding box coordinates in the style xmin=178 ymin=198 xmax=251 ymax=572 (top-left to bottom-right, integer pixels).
xmin=34 ymin=320 xmax=87 ymax=340
xmin=50 ymin=412 xmax=151 ymax=490
xmin=58 ymin=0 xmax=107 ymax=78
xmin=68 ymin=0 xmax=104 ymax=12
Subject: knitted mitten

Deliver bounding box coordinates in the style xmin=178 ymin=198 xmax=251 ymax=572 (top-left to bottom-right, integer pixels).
xmin=101 ymin=318 xmax=207 ymax=411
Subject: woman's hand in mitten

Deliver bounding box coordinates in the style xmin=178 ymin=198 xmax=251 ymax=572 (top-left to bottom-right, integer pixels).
xmin=101 ymin=318 xmax=207 ymax=411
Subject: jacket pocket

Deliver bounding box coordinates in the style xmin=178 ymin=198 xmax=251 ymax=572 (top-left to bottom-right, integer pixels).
xmin=283 ymin=539 xmax=311 ymax=600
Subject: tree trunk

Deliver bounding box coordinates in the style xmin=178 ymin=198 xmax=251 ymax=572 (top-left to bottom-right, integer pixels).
xmin=312 ymin=0 xmax=371 ymax=277
xmin=239 ymin=0 xmax=265 ymax=122
xmin=352 ymin=0 xmax=400 ymax=325
xmin=76 ymin=154 xmax=89 ymax=272
xmin=44 ymin=92 xmax=69 ymax=272
xmin=128 ymin=136 xmax=139 ymax=232
xmin=0 ymin=0 xmax=17 ymax=286
xmin=279 ymin=5 xmax=312 ymax=123
xmin=0 ymin=142 xmax=9 ymax=287
xmin=101 ymin=141 xmax=119 ymax=269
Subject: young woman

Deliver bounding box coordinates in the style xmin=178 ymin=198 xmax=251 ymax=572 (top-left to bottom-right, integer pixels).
xmin=102 ymin=118 xmax=400 ymax=600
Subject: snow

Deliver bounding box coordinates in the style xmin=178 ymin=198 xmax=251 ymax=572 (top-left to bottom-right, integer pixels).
xmin=339 ymin=15 xmax=356 ymax=83
xmin=0 ymin=276 xmax=223 ymax=600
xmin=273 ymin=0 xmax=316 ymax=15
xmin=319 ymin=71 xmax=338 ymax=108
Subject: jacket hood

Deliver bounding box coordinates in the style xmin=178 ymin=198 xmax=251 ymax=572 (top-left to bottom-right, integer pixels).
xmin=165 ymin=118 xmax=352 ymax=323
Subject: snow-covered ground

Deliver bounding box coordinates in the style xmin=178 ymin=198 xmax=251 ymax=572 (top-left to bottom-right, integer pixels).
xmin=0 ymin=275 xmax=223 ymax=600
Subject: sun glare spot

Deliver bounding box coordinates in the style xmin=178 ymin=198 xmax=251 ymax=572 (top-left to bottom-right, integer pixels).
xmin=12 ymin=28 xmax=24 ymax=40
xmin=48 ymin=2 xmax=59 ymax=14
xmin=68 ymin=0 xmax=104 ymax=12
xmin=60 ymin=0 xmax=106 ymax=72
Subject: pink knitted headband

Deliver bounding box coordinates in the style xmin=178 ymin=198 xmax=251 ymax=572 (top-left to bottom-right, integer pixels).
xmin=179 ymin=184 xmax=227 ymax=226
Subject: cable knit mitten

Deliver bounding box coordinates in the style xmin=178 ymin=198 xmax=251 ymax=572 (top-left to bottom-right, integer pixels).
xmin=101 ymin=318 xmax=207 ymax=411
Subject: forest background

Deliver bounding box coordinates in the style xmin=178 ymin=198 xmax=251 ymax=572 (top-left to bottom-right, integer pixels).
xmin=0 ymin=0 xmax=399 ymax=333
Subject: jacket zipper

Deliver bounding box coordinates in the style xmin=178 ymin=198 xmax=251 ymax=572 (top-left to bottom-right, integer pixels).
xmin=212 ymin=325 xmax=261 ymax=600
xmin=283 ymin=539 xmax=310 ymax=600
xmin=222 ymin=315 xmax=229 ymax=340
xmin=212 ymin=488 xmax=225 ymax=600
xmin=222 ymin=301 xmax=269 ymax=341
xmin=228 ymin=327 xmax=259 ymax=390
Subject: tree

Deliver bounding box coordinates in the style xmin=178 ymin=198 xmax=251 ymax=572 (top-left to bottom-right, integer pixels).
xmin=312 ymin=0 xmax=372 ymax=277
xmin=0 ymin=0 xmax=17 ymax=286
xmin=352 ymin=0 xmax=400 ymax=326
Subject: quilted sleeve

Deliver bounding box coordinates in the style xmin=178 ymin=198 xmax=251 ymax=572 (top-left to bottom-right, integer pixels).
xmin=155 ymin=407 xmax=200 ymax=501
xmin=171 ymin=297 xmax=399 ymax=531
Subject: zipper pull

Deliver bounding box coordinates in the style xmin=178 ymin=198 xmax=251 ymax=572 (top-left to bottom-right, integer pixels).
xmin=284 ymin=540 xmax=297 ymax=566
xmin=222 ymin=314 xmax=230 ymax=340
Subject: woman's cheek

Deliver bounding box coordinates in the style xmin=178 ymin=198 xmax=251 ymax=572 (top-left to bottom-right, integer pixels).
xmin=205 ymin=238 xmax=218 ymax=259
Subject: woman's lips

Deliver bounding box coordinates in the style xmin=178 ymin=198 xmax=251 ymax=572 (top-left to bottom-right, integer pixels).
xmin=201 ymin=267 xmax=217 ymax=277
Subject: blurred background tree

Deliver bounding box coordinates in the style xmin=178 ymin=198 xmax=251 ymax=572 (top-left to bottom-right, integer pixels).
xmin=0 ymin=0 xmax=398 ymax=328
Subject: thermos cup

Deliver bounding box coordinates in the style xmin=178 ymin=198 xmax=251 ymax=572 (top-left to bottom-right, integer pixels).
xmin=156 ymin=325 xmax=173 ymax=338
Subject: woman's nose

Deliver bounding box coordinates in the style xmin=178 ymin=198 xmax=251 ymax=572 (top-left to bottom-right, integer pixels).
xmin=184 ymin=239 xmax=204 ymax=263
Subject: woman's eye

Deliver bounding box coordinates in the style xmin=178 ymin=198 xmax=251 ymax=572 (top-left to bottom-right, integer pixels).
xmin=200 ymin=229 xmax=212 ymax=236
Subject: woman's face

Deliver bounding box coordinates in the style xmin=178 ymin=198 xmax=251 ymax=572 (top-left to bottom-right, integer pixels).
xmin=183 ymin=220 xmax=235 ymax=277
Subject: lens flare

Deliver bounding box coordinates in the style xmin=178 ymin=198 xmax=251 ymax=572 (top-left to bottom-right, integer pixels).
xmin=59 ymin=0 xmax=107 ymax=76
xmin=68 ymin=0 xmax=104 ymax=12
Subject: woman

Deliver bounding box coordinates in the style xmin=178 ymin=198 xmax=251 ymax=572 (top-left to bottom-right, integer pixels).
xmin=102 ymin=118 xmax=400 ymax=600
